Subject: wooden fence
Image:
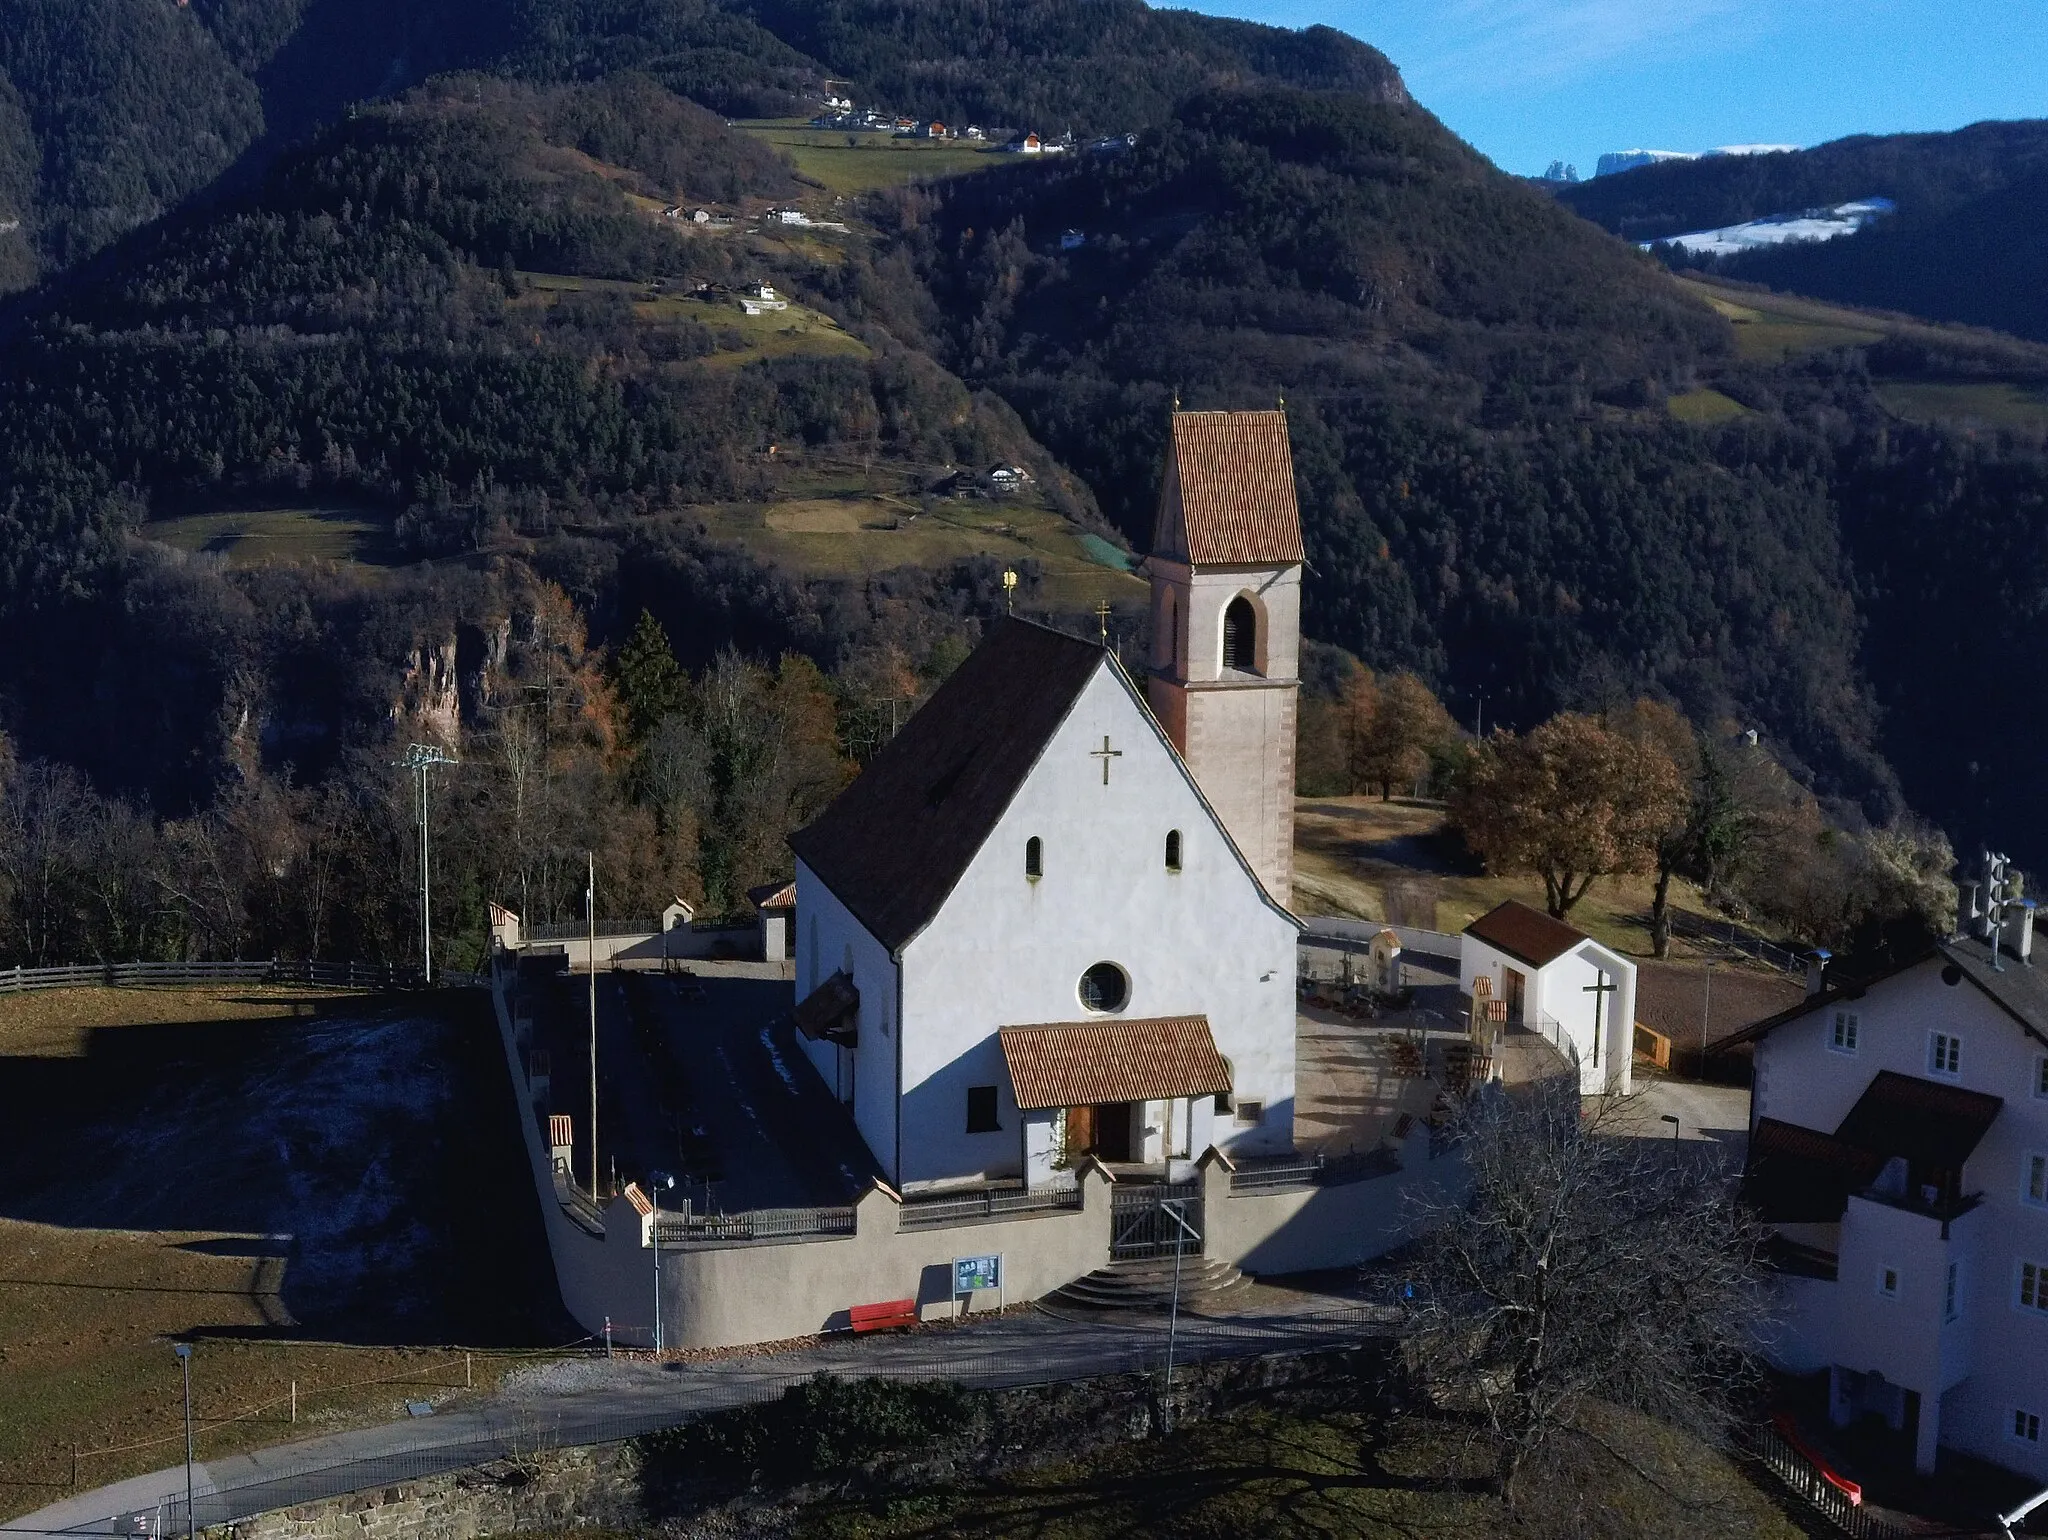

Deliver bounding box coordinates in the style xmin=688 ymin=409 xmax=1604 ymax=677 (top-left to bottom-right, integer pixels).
xmin=0 ymin=957 xmax=457 ymax=994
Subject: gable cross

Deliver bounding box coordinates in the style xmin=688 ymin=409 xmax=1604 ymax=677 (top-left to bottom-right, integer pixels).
xmin=1090 ymin=735 xmax=1123 ymax=786
xmin=1584 ymin=969 xmax=1617 ymax=1069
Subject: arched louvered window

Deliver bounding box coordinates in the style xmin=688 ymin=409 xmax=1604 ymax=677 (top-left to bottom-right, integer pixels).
xmin=1223 ymin=596 xmax=1257 ymax=671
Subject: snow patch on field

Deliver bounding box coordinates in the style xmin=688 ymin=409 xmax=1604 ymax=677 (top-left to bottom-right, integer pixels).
xmin=1648 ymin=197 xmax=1895 ymax=255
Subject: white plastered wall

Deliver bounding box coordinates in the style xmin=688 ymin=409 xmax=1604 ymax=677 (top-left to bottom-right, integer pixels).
xmin=898 ymin=662 xmax=1300 ymax=1190
xmin=1458 ymin=933 xmax=1635 ymax=1094
xmin=792 ymin=857 xmax=903 ymax=1183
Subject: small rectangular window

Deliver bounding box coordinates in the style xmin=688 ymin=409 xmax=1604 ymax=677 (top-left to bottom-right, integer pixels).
xmin=2020 ymin=1261 xmax=2048 ymax=1313
xmin=2029 ymin=1153 xmax=2048 ymax=1207
xmin=965 ymin=1084 xmax=1000 ymax=1133
xmin=1234 ymin=1099 xmax=1264 ymax=1127
xmin=2016 ymin=1410 xmax=2042 ymax=1444
xmin=1213 ymin=1089 xmax=1233 ymax=1115
xmin=1830 ymin=1011 xmax=1859 ymax=1054
xmin=1930 ymin=1031 xmax=1962 ymax=1078
xmin=2037 ymin=1057 xmax=2048 ymax=1099
xmin=1945 ymin=1261 xmax=1961 ymax=1323
xmin=1877 ymin=1266 xmax=1900 ymax=1299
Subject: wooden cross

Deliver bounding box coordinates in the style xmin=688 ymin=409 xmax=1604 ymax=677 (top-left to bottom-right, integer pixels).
xmin=1090 ymin=734 xmax=1123 ymax=785
xmin=1584 ymin=969 xmax=1617 ymax=1069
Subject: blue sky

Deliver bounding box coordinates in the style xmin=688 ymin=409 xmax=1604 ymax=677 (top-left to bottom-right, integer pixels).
xmin=1175 ymin=0 xmax=2048 ymax=177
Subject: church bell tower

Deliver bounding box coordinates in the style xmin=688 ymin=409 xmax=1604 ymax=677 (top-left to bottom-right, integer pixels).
xmin=1145 ymin=409 xmax=1304 ymax=905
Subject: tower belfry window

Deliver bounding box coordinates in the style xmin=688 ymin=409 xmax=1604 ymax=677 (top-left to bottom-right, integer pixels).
xmin=1223 ymin=596 xmax=1257 ymax=671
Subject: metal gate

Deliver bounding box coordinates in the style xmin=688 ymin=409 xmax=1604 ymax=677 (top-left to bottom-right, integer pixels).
xmin=1110 ymin=1180 xmax=1203 ymax=1260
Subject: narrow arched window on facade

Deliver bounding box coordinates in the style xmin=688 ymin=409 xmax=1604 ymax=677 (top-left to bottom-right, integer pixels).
xmin=1165 ymin=830 xmax=1182 ymax=872
xmin=1222 ymin=596 xmax=1257 ymax=671
xmin=1025 ymin=835 xmax=1043 ymax=880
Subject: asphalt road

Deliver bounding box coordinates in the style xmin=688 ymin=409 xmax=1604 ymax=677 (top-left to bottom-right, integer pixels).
xmin=11 ymin=1291 xmax=1383 ymax=1538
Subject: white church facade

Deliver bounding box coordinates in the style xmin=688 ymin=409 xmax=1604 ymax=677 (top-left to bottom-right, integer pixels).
xmin=787 ymin=409 xmax=1309 ymax=1193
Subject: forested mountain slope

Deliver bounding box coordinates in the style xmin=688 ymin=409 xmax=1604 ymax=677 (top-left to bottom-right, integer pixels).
xmin=0 ymin=0 xmax=1402 ymax=294
xmin=1555 ymin=119 xmax=2048 ymax=343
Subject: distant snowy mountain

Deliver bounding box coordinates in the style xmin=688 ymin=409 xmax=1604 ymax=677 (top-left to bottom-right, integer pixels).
xmin=1595 ymin=144 xmax=1801 ymax=178
xmin=1646 ymin=197 xmax=1895 ymax=256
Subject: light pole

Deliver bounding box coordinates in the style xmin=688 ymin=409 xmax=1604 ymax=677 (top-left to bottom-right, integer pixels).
xmin=587 ymin=851 xmax=599 ymax=1202
xmin=1660 ymin=1113 xmax=1680 ymax=1165
xmin=398 ymin=744 xmax=457 ymax=981
xmin=1699 ymin=958 xmax=1714 ymax=1077
xmin=1157 ymin=1198 xmax=1202 ymax=1434
xmin=650 ymin=1170 xmax=675 ymax=1355
xmin=173 ymin=1342 xmax=194 ymax=1540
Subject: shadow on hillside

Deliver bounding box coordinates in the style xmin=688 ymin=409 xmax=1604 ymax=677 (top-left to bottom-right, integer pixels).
xmin=0 ymin=990 xmax=570 ymax=1347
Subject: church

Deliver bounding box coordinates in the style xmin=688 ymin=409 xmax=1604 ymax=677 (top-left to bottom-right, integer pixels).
xmin=788 ymin=409 xmax=1308 ymax=1192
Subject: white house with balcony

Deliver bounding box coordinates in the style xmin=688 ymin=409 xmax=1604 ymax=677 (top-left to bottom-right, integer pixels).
xmin=1458 ymin=900 xmax=1635 ymax=1094
xmin=786 ymin=410 xmax=1311 ymax=1195
xmin=1732 ymin=913 xmax=2048 ymax=1478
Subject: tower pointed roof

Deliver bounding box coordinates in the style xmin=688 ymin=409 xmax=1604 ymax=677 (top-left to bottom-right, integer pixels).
xmin=1151 ymin=409 xmax=1306 ymax=567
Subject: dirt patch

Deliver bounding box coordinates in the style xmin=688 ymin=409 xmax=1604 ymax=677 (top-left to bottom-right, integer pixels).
xmin=1635 ymin=960 xmax=1804 ymax=1061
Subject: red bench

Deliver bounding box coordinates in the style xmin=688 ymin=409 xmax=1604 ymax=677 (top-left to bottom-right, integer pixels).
xmin=848 ymin=1298 xmax=918 ymax=1334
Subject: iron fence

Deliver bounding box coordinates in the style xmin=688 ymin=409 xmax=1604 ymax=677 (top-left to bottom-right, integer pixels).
xmin=899 ymin=1185 xmax=1085 ymax=1228
xmin=1110 ymin=1181 xmax=1203 ymax=1260
xmin=1666 ymin=909 xmax=1805 ymax=975
xmin=1750 ymin=1424 xmax=1911 ymax=1539
xmin=1228 ymin=1148 xmax=1401 ymax=1194
xmin=66 ymin=1303 xmax=1384 ymax=1537
xmin=522 ymin=920 xmax=659 ymax=943
xmin=653 ymin=1204 xmax=858 ymax=1246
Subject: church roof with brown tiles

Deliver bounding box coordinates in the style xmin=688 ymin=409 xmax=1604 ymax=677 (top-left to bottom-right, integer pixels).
xmin=1151 ymin=409 xmax=1307 ymax=567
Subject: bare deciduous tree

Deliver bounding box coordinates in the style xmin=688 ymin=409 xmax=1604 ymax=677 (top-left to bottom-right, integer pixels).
xmin=1395 ymin=1081 xmax=1768 ymax=1505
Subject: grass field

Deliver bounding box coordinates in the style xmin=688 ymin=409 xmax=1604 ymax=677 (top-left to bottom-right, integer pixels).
xmin=695 ymin=488 xmax=1147 ymax=612
xmin=145 ymin=509 xmax=396 ymax=567
xmin=1295 ymin=795 xmax=1744 ymax=960
xmin=1682 ymin=279 xmax=1888 ymax=362
xmin=0 ymin=985 xmax=569 ymax=1518
xmin=1877 ymin=379 xmax=2048 ymax=437
xmin=1667 ymin=386 xmax=1750 ymax=424
xmin=739 ymin=123 xmax=1011 ymax=195
xmin=516 ymin=271 xmax=870 ymax=368
xmin=785 ymin=1402 xmax=1802 ymax=1540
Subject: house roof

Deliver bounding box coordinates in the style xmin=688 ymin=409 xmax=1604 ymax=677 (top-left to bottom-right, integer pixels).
xmin=1718 ymin=930 xmax=2048 ymax=1052
xmin=1743 ymin=1117 xmax=1887 ymax=1223
xmin=793 ymin=969 xmax=859 ymax=1043
xmin=1463 ymin=900 xmax=1590 ymax=970
xmin=1834 ymin=1069 xmax=2002 ymax=1169
xmin=999 ymin=1016 xmax=1232 ymax=1110
xmin=1151 ymin=410 xmax=1306 ymax=567
xmin=748 ymin=880 xmax=797 ymax=911
xmin=788 ymin=619 xmax=1108 ymax=952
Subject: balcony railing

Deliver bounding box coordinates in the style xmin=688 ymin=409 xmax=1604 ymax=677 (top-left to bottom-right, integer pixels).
xmin=898 ymin=1184 xmax=1085 ymax=1228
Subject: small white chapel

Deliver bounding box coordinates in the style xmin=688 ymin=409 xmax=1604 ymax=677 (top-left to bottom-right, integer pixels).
xmin=788 ymin=409 xmax=1309 ymax=1192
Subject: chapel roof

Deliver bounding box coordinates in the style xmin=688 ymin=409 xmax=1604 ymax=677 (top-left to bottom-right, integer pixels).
xmin=999 ymin=1016 xmax=1232 ymax=1110
xmin=1463 ymin=900 xmax=1589 ymax=970
xmin=788 ymin=618 xmax=1107 ymax=952
xmin=1151 ymin=410 xmax=1307 ymax=567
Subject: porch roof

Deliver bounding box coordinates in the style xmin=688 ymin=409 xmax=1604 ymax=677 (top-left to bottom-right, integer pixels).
xmin=999 ymin=1016 xmax=1231 ymax=1111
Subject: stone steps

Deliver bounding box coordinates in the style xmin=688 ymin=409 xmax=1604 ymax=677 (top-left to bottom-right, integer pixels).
xmin=1050 ymin=1255 xmax=1253 ymax=1312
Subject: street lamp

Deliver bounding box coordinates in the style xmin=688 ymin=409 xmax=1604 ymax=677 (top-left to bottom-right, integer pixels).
xmin=172 ymin=1342 xmax=195 ymax=1540
xmin=1156 ymin=1198 xmax=1202 ymax=1434
xmin=397 ymin=743 xmax=457 ymax=981
xmin=1660 ymin=1112 xmax=1680 ymax=1163
xmin=650 ymin=1171 xmax=676 ymax=1355
xmin=1700 ymin=958 xmax=1715 ymax=1077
